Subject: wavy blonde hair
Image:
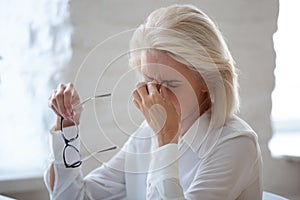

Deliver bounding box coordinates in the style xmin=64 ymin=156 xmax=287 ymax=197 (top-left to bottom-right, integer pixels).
xmin=129 ymin=4 xmax=239 ymax=126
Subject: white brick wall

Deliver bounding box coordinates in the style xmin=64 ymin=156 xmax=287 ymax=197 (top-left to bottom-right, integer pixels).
xmin=68 ymin=0 xmax=299 ymax=199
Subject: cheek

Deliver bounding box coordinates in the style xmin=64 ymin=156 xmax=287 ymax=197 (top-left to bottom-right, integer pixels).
xmin=173 ymin=88 xmax=200 ymax=115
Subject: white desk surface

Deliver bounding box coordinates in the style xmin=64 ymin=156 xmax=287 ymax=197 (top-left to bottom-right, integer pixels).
xmin=0 ymin=195 xmax=16 ymax=200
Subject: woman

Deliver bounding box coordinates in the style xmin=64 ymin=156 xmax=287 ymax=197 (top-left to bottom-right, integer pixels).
xmin=45 ymin=4 xmax=262 ymax=200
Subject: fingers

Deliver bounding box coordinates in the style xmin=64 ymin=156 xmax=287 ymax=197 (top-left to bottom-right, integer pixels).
xmin=64 ymin=83 xmax=75 ymax=116
xmin=55 ymin=84 xmax=67 ymax=119
xmin=132 ymin=98 xmax=141 ymax=110
xmin=132 ymin=82 xmax=146 ymax=110
xmin=132 ymin=81 xmax=161 ymax=109
xmin=48 ymin=89 xmax=61 ymax=117
xmin=147 ymin=81 xmax=159 ymax=96
xmin=132 ymin=90 xmax=141 ymax=109
xmin=136 ymin=82 xmax=148 ymax=98
xmin=48 ymin=83 xmax=75 ymax=119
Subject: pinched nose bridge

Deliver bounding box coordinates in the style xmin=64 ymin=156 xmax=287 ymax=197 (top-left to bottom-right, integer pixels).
xmin=147 ymin=79 xmax=171 ymax=91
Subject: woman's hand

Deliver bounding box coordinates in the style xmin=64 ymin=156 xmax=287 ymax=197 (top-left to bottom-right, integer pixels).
xmin=48 ymin=83 xmax=82 ymax=130
xmin=132 ymin=81 xmax=181 ymax=147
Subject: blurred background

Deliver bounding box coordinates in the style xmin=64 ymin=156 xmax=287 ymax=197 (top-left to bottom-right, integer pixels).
xmin=0 ymin=0 xmax=299 ymax=199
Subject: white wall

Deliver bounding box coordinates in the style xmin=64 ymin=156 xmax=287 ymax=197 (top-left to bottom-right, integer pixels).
xmin=69 ymin=0 xmax=300 ymax=199
xmin=6 ymin=0 xmax=300 ymax=199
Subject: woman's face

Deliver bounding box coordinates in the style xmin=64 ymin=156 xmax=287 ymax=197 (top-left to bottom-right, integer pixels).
xmin=140 ymin=50 xmax=208 ymax=122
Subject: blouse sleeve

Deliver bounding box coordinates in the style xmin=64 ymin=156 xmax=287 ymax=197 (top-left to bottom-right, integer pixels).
xmin=44 ymin=126 xmax=127 ymax=200
xmin=146 ymin=144 xmax=185 ymax=200
xmin=146 ymin=136 xmax=261 ymax=200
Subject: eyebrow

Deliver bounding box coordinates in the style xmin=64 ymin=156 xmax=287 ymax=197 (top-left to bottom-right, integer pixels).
xmin=143 ymin=73 xmax=183 ymax=84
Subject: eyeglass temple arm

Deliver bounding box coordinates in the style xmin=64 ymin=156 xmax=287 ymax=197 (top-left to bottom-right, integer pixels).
xmin=72 ymin=93 xmax=111 ymax=111
xmin=81 ymin=146 xmax=117 ymax=162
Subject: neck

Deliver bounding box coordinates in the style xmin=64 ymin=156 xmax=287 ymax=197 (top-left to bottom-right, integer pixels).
xmin=179 ymin=107 xmax=200 ymax=138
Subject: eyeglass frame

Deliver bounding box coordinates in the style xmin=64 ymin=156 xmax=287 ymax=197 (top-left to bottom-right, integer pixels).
xmin=59 ymin=93 xmax=112 ymax=168
xmin=60 ymin=116 xmax=82 ymax=168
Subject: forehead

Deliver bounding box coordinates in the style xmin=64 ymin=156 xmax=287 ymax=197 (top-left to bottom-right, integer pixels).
xmin=141 ymin=50 xmax=194 ymax=78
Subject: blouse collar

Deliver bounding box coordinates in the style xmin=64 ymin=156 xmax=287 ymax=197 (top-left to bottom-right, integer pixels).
xmin=179 ymin=111 xmax=211 ymax=153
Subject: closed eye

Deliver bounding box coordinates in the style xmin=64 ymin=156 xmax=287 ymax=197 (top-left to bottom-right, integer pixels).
xmin=163 ymin=80 xmax=181 ymax=89
xmin=142 ymin=74 xmax=182 ymax=88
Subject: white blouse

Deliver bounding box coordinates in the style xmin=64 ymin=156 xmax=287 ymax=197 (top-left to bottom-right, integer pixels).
xmin=44 ymin=113 xmax=262 ymax=200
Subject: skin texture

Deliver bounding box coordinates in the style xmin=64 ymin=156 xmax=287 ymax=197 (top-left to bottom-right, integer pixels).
xmin=132 ymin=50 xmax=209 ymax=147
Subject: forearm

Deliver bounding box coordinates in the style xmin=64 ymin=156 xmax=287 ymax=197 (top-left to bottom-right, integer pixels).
xmin=45 ymin=125 xmax=82 ymax=195
xmin=50 ymin=117 xmax=73 ymax=191
xmin=147 ymin=144 xmax=185 ymax=199
xmin=45 ymin=125 xmax=127 ymax=199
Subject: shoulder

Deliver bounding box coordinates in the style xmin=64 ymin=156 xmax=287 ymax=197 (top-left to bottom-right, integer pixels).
xmin=210 ymin=115 xmax=262 ymax=172
xmin=199 ymin=115 xmax=261 ymax=167
xmin=218 ymin=115 xmax=258 ymax=143
xmin=191 ymin=117 xmax=262 ymax=199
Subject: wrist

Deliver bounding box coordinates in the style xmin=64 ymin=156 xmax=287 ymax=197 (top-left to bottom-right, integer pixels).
xmin=53 ymin=115 xmax=80 ymax=131
xmin=157 ymin=130 xmax=179 ymax=147
xmin=50 ymin=125 xmax=81 ymax=165
xmin=157 ymin=139 xmax=178 ymax=147
xmin=54 ymin=117 xmax=61 ymax=131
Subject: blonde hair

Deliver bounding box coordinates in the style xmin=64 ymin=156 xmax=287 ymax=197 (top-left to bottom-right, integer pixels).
xmin=129 ymin=4 xmax=239 ymax=126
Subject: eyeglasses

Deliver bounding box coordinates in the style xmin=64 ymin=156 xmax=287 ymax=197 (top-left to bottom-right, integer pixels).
xmin=60 ymin=93 xmax=116 ymax=168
